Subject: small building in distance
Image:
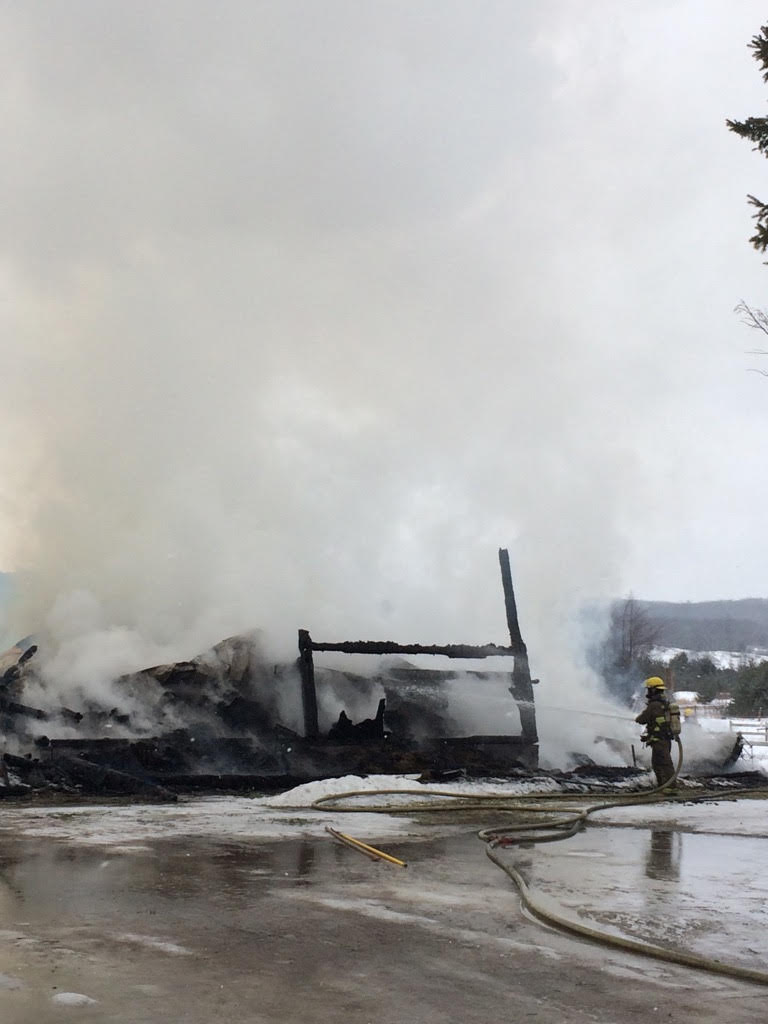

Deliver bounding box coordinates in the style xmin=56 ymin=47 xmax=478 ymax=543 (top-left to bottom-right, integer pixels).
xmin=673 ymin=689 xmax=734 ymax=719
xmin=709 ymin=692 xmax=734 ymax=715
xmin=672 ymin=690 xmax=701 ymax=719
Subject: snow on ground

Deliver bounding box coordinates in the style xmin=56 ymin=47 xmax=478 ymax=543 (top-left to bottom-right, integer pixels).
xmin=51 ymin=992 xmax=98 ymax=1006
xmin=0 ymin=773 xmax=649 ymax=847
xmin=596 ymin=797 xmax=768 ymax=836
xmin=0 ymin=792 xmax=426 ymax=846
xmin=262 ymin=772 xmax=569 ymax=807
xmin=0 ymin=767 xmax=766 ymax=849
xmin=649 ymin=645 xmax=768 ymax=669
xmin=0 ymin=774 xmax=602 ymax=847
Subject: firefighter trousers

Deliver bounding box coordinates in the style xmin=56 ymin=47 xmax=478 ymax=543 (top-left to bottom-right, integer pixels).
xmin=650 ymin=740 xmax=675 ymax=787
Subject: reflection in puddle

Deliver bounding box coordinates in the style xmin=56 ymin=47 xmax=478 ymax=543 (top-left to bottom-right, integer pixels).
xmin=510 ymin=826 xmax=768 ymax=970
xmin=645 ymin=830 xmax=681 ymax=881
xmin=296 ymin=839 xmax=316 ymax=878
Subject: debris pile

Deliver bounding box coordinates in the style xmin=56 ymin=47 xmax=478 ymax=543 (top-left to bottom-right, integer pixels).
xmin=0 ymin=550 xmax=545 ymax=798
xmin=4 ymin=549 xmax=744 ymax=800
xmin=0 ymin=630 xmax=539 ymax=799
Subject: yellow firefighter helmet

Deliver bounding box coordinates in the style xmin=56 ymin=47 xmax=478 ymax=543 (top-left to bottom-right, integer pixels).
xmin=644 ymin=676 xmax=665 ymax=691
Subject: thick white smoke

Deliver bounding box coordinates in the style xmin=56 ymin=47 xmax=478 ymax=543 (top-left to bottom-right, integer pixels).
xmin=1 ymin=3 xmax=766 ymax=760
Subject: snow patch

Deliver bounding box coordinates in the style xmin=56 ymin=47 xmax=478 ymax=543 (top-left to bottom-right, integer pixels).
xmin=649 ymin=646 xmax=768 ymax=670
xmin=597 ymin=799 xmax=768 ymax=835
xmin=264 ymin=772 xmax=567 ymax=809
xmin=51 ymin=991 xmax=97 ymax=1006
xmin=115 ymin=933 xmax=192 ymax=956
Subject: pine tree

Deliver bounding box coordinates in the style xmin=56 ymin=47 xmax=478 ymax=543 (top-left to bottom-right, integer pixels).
xmin=727 ymin=26 xmax=768 ymax=253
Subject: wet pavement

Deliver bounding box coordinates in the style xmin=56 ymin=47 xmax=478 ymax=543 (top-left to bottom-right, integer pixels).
xmin=0 ymin=796 xmax=766 ymax=1023
xmin=508 ymin=824 xmax=768 ymax=970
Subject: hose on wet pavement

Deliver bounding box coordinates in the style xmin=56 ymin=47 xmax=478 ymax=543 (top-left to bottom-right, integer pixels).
xmin=313 ymin=739 xmax=768 ymax=987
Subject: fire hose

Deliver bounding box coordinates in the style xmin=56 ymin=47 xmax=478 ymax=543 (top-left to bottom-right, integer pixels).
xmin=313 ymin=738 xmax=768 ymax=987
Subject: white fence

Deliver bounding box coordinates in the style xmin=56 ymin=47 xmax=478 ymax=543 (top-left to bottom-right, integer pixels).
xmin=730 ymin=718 xmax=768 ymax=747
xmin=691 ymin=704 xmax=726 ymax=719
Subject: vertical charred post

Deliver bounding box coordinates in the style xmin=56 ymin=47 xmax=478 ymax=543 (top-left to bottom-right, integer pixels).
xmin=498 ymin=548 xmax=538 ymax=744
xmin=297 ymin=629 xmax=320 ymax=740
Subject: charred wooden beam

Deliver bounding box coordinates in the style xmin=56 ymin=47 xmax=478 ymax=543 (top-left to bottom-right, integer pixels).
xmin=0 ymin=696 xmax=48 ymax=720
xmin=297 ymin=629 xmax=320 ymax=741
xmin=0 ymin=698 xmax=85 ymax=724
xmin=0 ymin=644 xmax=38 ymax=687
xmin=498 ymin=548 xmax=538 ymax=744
xmin=3 ymin=750 xmax=176 ymax=800
xmin=56 ymin=754 xmax=177 ymax=801
xmin=42 ymin=737 xmax=132 ymax=750
xmin=498 ymin=548 xmax=525 ymax=655
xmin=306 ymin=640 xmax=516 ymax=659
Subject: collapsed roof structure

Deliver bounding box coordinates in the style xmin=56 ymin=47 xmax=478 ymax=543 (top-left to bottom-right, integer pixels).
xmin=0 ymin=549 xmax=539 ymax=796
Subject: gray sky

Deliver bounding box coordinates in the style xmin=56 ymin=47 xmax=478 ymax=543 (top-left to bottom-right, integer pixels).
xmin=2 ymin=1 xmax=768 ymax=673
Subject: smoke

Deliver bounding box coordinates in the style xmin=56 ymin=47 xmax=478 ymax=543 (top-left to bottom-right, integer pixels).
xmin=1 ymin=3 xmax=761 ymax=758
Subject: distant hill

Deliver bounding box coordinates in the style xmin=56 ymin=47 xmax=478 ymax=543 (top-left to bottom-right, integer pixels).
xmin=639 ymin=598 xmax=768 ymax=653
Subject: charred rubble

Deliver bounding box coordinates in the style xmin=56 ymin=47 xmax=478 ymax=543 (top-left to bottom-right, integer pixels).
xmin=0 ymin=550 xmax=553 ymax=798
xmin=2 ymin=550 xmax=750 ymax=800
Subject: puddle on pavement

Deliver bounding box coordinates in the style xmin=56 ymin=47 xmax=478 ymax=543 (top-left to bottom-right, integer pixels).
xmin=504 ymin=825 xmax=768 ymax=970
xmin=0 ymin=813 xmax=765 ymax=978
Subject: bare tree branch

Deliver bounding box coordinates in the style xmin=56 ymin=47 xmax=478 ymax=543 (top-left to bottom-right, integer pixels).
xmin=608 ymin=595 xmax=663 ymax=671
xmin=735 ymin=300 xmax=768 ymax=334
xmin=735 ymin=302 xmax=768 ymax=373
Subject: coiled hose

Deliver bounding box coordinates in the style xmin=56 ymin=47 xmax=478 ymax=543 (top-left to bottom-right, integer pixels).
xmin=314 ymin=739 xmax=768 ymax=987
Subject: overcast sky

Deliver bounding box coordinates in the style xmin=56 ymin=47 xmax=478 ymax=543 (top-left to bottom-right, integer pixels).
xmin=2 ymin=1 xmax=768 ymax=672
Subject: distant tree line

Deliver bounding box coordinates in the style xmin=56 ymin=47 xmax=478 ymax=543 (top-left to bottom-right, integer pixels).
xmin=597 ymin=597 xmax=768 ymax=716
xmin=636 ymin=652 xmax=768 ymax=718
xmin=728 ymin=25 xmax=768 ymax=364
xmin=727 ymin=24 xmax=768 ymax=254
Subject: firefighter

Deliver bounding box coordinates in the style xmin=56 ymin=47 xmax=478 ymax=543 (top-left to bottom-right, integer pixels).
xmin=635 ymin=676 xmax=676 ymax=789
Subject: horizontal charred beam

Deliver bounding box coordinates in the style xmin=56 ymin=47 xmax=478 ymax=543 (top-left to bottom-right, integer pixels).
xmin=152 ymin=773 xmax=308 ymax=792
xmin=43 ymin=737 xmax=132 ymax=750
xmin=306 ymin=641 xmax=516 ymax=659
xmin=435 ymin=735 xmax=535 ymax=747
xmin=0 ymin=697 xmax=48 ymax=720
xmin=57 ymin=754 xmax=177 ymax=801
xmin=3 ymin=751 xmax=176 ymax=801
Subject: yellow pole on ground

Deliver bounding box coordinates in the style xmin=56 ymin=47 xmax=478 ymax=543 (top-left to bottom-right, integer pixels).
xmin=325 ymin=826 xmax=407 ymax=867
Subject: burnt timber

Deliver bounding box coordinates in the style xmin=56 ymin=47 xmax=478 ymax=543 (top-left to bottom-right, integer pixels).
xmin=297 ymin=547 xmax=539 ymax=764
xmin=0 ymin=548 xmax=540 ymax=796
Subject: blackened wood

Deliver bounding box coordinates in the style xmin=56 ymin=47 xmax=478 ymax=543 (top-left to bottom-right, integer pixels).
xmin=0 ymin=696 xmax=48 ymax=719
xmin=498 ymin=548 xmax=525 ymax=654
xmin=298 ymin=630 xmax=320 ymax=740
xmin=57 ymin=754 xmax=177 ymax=800
xmin=307 ymin=640 xmax=515 ymax=658
xmin=498 ymin=548 xmax=538 ymax=744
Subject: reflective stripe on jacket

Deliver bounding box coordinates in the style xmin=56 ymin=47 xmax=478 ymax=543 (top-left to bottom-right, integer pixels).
xmin=635 ymin=698 xmax=670 ymax=743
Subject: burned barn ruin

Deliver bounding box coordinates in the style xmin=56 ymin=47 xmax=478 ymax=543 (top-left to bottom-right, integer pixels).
xmin=0 ymin=550 xmax=539 ymax=797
